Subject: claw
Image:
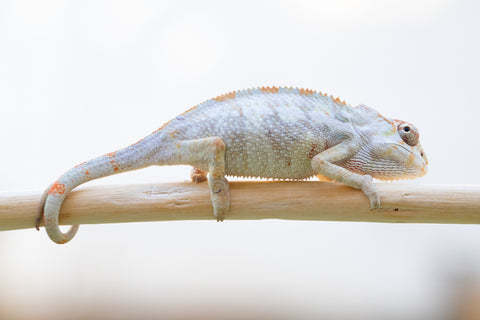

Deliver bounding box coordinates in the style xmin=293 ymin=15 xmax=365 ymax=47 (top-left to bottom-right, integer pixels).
xmin=35 ymin=216 xmax=42 ymax=231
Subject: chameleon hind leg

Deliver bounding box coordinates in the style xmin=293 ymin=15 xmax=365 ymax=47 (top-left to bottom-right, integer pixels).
xmin=163 ymin=137 xmax=229 ymax=221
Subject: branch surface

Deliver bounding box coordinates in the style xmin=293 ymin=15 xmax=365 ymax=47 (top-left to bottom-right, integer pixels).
xmin=1 ymin=182 xmax=480 ymax=231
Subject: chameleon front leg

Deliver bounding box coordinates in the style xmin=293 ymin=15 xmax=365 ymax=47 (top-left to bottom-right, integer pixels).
xmin=168 ymin=137 xmax=229 ymax=221
xmin=311 ymin=141 xmax=380 ymax=209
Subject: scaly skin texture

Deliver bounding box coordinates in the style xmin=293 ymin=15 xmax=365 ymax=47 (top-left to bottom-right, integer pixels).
xmin=36 ymin=87 xmax=428 ymax=244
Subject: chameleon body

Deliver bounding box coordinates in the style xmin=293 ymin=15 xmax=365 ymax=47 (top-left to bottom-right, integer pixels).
xmin=36 ymin=87 xmax=428 ymax=244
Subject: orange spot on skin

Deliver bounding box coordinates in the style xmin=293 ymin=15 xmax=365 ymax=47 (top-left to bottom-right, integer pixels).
xmin=260 ymin=86 xmax=279 ymax=93
xmin=407 ymin=153 xmax=415 ymax=166
xmin=49 ymin=181 xmax=66 ymax=196
xmin=75 ymin=161 xmax=86 ymax=168
xmin=214 ymin=91 xmax=236 ymax=102
xmin=298 ymin=88 xmax=315 ymax=95
xmin=109 ymin=160 xmax=120 ymax=171
xmin=180 ymin=105 xmax=198 ymax=116
xmin=297 ymin=89 xmax=348 ymax=105
xmin=152 ymin=120 xmax=172 ymax=134
xmin=105 ymin=152 xmax=120 ymax=171
xmin=234 ymin=105 xmax=243 ymax=116
xmin=74 ymin=161 xmax=90 ymax=175
xmin=379 ymin=115 xmax=394 ymax=127
xmin=308 ymin=143 xmax=318 ymax=159
xmin=134 ymin=138 xmax=144 ymax=145
xmin=330 ymin=95 xmax=347 ymax=106
xmin=316 ymin=174 xmax=334 ymax=182
xmin=168 ymin=130 xmax=178 ymax=138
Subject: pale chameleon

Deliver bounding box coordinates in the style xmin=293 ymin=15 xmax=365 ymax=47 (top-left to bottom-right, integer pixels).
xmin=36 ymin=87 xmax=428 ymax=244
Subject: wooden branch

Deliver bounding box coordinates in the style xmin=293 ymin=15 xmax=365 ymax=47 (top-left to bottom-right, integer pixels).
xmin=1 ymin=181 xmax=480 ymax=232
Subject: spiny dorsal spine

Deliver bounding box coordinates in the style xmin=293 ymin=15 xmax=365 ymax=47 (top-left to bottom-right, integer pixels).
xmin=154 ymin=87 xmax=350 ymax=133
xmin=211 ymin=86 xmax=348 ymax=106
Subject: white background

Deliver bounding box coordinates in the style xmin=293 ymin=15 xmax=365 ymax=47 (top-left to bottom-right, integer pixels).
xmin=0 ymin=0 xmax=479 ymax=319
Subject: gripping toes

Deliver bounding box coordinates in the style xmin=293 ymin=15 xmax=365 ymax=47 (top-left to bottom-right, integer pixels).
xmin=191 ymin=167 xmax=208 ymax=183
xmin=208 ymin=174 xmax=229 ymax=221
xmin=360 ymin=175 xmax=380 ymax=209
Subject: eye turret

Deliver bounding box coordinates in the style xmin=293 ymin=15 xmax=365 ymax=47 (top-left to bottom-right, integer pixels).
xmin=398 ymin=122 xmax=419 ymax=146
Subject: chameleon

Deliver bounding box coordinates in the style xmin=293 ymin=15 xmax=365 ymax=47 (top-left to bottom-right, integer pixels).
xmin=36 ymin=87 xmax=428 ymax=244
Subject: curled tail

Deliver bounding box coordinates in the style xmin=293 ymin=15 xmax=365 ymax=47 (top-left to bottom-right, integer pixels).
xmin=36 ymin=181 xmax=79 ymax=244
xmin=36 ymin=135 xmax=162 ymax=244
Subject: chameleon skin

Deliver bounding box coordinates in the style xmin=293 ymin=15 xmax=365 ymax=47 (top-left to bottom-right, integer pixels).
xmin=36 ymin=87 xmax=428 ymax=244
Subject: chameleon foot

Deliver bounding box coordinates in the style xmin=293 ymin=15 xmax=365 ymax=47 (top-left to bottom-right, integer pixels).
xmin=190 ymin=167 xmax=208 ymax=183
xmin=360 ymin=175 xmax=381 ymax=209
xmin=208 ymin=175 xmax=230 ymax=221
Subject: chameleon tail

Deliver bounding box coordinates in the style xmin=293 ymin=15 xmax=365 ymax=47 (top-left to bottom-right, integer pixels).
xmin=37 ymin=181 xmax=79 ymax=244
xmin=37 ymin=134 xmax=163 ymax=244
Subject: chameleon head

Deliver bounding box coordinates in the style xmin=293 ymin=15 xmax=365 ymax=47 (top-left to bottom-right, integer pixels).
xmin=380 ymin=120 xmax=428 ymax=180
xmin=341 ymin=107 xmax=428 ymax=181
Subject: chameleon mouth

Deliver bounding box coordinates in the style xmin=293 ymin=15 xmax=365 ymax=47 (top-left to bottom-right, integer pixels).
xmin=371 ymin=163 xmax=427 ymax=181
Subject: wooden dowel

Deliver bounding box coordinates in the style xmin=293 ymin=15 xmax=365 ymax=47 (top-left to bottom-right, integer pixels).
xmin=1 ymin=181 xmax=480 ymax=232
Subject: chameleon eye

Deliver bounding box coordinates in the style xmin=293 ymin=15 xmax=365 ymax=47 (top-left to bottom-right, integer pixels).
xmin=398 ymin=122 xmax=419 ymax=146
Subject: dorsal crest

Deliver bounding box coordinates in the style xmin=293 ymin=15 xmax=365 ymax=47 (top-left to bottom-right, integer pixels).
xmin=210 ymin=86 xmax=349 ymax=106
